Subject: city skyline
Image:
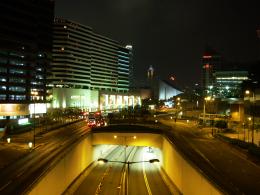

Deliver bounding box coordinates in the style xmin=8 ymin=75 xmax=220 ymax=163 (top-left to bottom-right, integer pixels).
xmin=55 ymin=0 xmax=260 ymax=87
xmin=0 ymin=1 xmax=260 ymax=195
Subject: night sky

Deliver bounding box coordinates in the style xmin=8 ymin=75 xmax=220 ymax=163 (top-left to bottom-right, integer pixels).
xmin=55 ymin=0 xmax=259 ymax=88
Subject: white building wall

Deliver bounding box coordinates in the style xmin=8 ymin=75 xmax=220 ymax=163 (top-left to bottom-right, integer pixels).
xmin=158 ymin=81 xmax=182 ymax=100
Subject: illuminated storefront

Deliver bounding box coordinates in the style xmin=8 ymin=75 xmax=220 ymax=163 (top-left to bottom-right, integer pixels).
xmin=52 ymin=88 xmax=141 ymax=112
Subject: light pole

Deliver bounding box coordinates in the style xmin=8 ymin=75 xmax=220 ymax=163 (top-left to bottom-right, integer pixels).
xmin=113 ymin=135 xmax=137 ymax=163
xmin=31 ymin=91 xmax=38 ymax=148
xmin=203 ymin=96 xmax=213 ymax=125
xmin=243 ymin=122 xmax=245 ymax=141
xmin=97 ymin=158 xmax=159 ymax=195
xmin=113 ymin=135 xmax=137 ymax=194
xmin=245 ymin=90 xmax=255 ymax=144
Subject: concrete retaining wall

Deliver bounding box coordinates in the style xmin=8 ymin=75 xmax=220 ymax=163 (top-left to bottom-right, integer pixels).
xmin=162 ymin=138 xmax=222 ymax=195
xmin=28 ymin=135 xmax=111 ymax=195
xmin=27 ymin=132 xmax=223 ymax=195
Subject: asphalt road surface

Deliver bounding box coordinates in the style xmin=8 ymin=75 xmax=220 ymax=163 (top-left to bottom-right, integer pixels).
xmin=74 ymin=146 xmax=171 ymax=195
xmin=0 ymin=121 xmax=90 ymax=195
xmin=160 ymin=117 xmax=260 ymax=195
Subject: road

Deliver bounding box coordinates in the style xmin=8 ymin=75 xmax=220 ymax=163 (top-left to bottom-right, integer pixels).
xmin=0 ymin=120 xmax=90 ymax=195
xmin=160 ymin=117 xmax=260 ymax=195
xmin=74 ymin=146 xmax=171 ymax=195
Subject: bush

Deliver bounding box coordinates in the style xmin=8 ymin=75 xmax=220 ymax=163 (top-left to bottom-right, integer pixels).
xmin=215 ymin=120 xmax=227 ymax=129
xmin=248 ymin=145 xmax=260 ymax=157
xmin=222 ymin=128 xmax=236 ymax=133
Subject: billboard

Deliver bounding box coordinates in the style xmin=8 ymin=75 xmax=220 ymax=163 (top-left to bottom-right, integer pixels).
xmin=0 ymin=104 xmax=29 ymax=116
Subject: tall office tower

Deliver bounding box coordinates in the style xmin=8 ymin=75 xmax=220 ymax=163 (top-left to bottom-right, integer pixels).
xmin=90 ymin=34 xmax=120 ymax=91
xmin=118 ymin=46 xmax=130 ymax=92
xmin=126 ymin=45 xmax=134 ymax=88
xmin=201 ymin=47 xmax=221 ymax=96
xmin=214 ymin=70 xmax=249 ymax=98
xmin=257 ymin=28 xmax=260 ymax=59
xmin=51 ymin=18 xmax=91 ymax=89
xmin=51 ymin=18 xmax=131 ymax=92
xmin=0 ymin=0 xmax=54 ymax=123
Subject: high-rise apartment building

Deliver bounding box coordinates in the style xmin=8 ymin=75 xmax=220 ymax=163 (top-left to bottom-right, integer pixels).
xmin=0 ymin=0 xmax=54 ymax=124
xmin=51 ymin=18 xmax=131 ymax=92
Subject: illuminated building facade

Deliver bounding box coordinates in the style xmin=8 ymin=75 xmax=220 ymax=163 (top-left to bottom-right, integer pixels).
xmin=154 ymin=80 xmax=182 ymax=100
xmin=0 ymin=0 xmax=54 ymax=124
xmin=126 ymin=45 xmax=134 ymax=88
xmin=201 ymin=48 xmax=250 ymax=99
xmin=51 ymin=18 xmax=136 ymax=111
xmin=51 ymin=18 xmax=131 ymax=92
xmin=147 ymin=65 xmax=155 ymax=79
xmin=51 ymin=18 xmax=92 ymax=89
xmin=201 ymin=50 xmax=221 ymax=96
xmin=117 ymin=46 xmax=130 ymax=92
xmin=214 ymin=71 xmax=249 ymax=98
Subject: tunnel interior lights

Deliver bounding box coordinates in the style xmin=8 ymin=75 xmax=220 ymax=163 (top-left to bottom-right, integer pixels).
xmin=97 ymin=158 xmax=160 ymax=164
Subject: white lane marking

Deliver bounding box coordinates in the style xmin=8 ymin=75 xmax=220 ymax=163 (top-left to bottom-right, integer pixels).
xmin=0 ymin=180 xmax=12 ymax=191
xmin=142 ymin=155 xmax=153 ymax=195
xmin=94 ymin=165 xmax=111 ymax=195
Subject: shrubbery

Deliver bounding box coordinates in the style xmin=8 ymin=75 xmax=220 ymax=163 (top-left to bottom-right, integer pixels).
xmin=214 ymin=120 xmax=227 ymax=129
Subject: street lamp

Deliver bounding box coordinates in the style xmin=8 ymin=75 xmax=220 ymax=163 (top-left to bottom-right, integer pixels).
xmin=203 ymin=96 xmax=213 ymax=124
xmin=31 ymin=90 xmax=38 ymax=148
xmin=245 ymin=90 xmax=255 ymax=144
xmin=242 ymin=122 xmax=246 ymax=141
xmin=114 ymin=135 xmax=136 ymax=163
xmin=28 ymin=142 xmax=33 ymax=149
xmin=97 ymin=157 xmax=160 ymax=195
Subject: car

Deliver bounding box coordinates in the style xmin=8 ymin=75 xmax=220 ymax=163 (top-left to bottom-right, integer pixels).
xmin=88 ymin=117 xmax=106 ymax=128
xmin=87 ymin=118 xmax=97 ymax=127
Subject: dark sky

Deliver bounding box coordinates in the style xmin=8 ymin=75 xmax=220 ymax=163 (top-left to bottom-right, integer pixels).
xmin=55 ymin=0 xmax=260 ymax=88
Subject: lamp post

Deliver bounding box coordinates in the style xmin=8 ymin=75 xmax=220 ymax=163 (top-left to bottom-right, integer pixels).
xmin=245 ymin=90 xmax=255 ymax=144
xmin=31 ymin=91 xmax=38 ymax=148
xmin=113 ymin=135 xmax=137 ymax=164
xmin=203 ymin=96 xmax=213 ymax=125
xmin=113 ymin=135 xmax=137 ymax=194
xmin=243 ymin=122 xmax=245 ymax=141
xmin=97 ymin=158 xmax=159 ymax=195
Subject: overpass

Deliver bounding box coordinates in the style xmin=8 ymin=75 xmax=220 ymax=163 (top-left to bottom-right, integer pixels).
xmin=27 ymin=124 xmax=223 ymax=195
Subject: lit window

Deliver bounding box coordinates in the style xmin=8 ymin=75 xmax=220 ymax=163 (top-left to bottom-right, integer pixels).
xmin=0 ymin=95 xmax=6 ymax=100
xmin=9 ymin=86 xmax=26 ymax=92
xmin=0 ymin=77 xmax=6 ymax=82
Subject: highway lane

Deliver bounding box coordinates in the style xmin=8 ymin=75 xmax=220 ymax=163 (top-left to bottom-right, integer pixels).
xmin=0 ymin=120 xmax=90 ymax=195
xmin=128 ymin=147 xmax=171 ymax=195
xmin=160 ymin=117 xmax=260 ymax=195
xmin=74 ymin=146 xmax=129 ymax=195
xmin=98 ymin=146 xmax=137 ymax=195
xmin=75 ymin=146 xmax=171 ymax=195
